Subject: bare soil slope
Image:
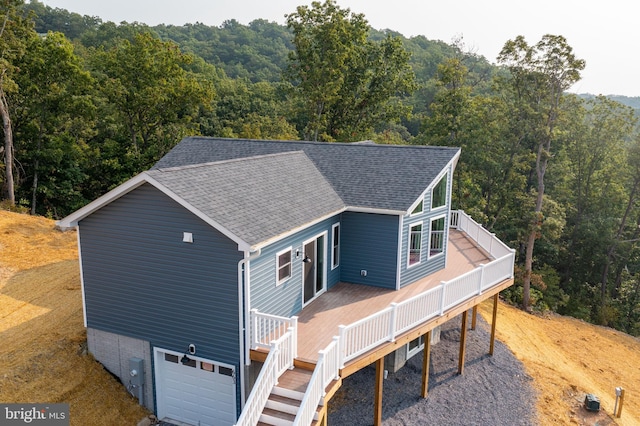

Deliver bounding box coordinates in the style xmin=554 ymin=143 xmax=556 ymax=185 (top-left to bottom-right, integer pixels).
xmin=0 ymin=210 xmax=149 ymax=426
xmin=479 ymin=300 xmax=639 ymax=425
xmin=1 ymin=210 xmax=638 ymax=425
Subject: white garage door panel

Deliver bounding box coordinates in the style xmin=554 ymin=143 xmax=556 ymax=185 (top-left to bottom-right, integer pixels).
xmin=155 ymin=349 xmax=236 ymax=426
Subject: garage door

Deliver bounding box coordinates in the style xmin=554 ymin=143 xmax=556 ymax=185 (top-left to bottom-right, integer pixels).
xmin=154 ymin=349 xmax=236 ymax=426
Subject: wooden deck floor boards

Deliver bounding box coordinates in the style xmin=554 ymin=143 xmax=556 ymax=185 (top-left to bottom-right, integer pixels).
xmin=295 ymin=230 xmax=491 ymax=362
xmin=277 ymin=368 xmax=313 ymax=393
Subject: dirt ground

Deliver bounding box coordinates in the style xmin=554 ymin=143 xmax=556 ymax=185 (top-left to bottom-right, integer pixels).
xmin=479 ymin=300 xmax=640 ymax=425
xmin=0 ymin=210 xmax=150 ymax=426
xmin=1 ymin=209 xmax=639 ymax=425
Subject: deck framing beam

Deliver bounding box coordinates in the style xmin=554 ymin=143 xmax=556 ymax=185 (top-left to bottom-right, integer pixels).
xmin=338 ymin=278 xmax=513 ymax=378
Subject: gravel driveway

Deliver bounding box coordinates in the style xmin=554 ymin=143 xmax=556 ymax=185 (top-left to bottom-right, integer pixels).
xmin=327 ymin=313 xmax=537 ymax=425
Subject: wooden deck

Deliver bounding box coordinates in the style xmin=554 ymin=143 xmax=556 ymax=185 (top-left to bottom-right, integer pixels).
xmin=294 ymin=229 xmax=492 ymax=363
xmin=245 ymin=224 xmax=512 ymax=426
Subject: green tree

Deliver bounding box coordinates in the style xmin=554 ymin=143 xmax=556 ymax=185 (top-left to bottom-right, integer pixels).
xmin=24 ymin=0 xmax=102 ymax=40
xmin=0 ymin=0 xmax=34 ymax=206
xmin=421 ymin=57 xmax=528 ymax=235
xmin=551 ymin=96 xmax=635 ymax=320
xmin=285 ymin=0 xmax=415 ymax=141
xmin=497 ymin=34 xmax=585 ymax=310
xmin=11 ymin=31 xmax=96 ymax=216
xmin=423 ymin=58 xmax=471 ymax=144
xmin=89 ymin=32 xmax=214 ymax=176
xmin=597 ymin=136 xmax=640 ymax=322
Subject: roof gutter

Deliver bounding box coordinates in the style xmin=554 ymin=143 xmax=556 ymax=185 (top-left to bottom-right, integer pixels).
xmin=237 ymin=247 xmax=261 ymax=408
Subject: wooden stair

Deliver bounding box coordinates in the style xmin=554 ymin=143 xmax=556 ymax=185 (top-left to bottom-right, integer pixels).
xmin=256 ymin=367 xmax=324 ymax=426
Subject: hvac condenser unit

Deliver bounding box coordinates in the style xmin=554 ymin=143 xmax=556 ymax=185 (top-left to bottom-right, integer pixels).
xmin=584 ymin=394 xmax=600 ymax=412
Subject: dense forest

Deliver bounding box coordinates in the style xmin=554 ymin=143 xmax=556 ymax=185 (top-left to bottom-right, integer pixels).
xmin=2 ymin=0 xmax=640 ymax=337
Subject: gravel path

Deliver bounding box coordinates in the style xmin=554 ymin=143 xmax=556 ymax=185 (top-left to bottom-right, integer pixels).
xmin=327 ymin=313 xmax=537 ymax=425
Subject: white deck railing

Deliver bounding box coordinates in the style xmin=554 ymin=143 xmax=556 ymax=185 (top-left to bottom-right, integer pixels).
xmin=251 ymin=309 xmax=298 ymax=356
xmin=235 ymin=328 xmax=296 ymax=426
xmin=293 ymin=336 xmax=340 ymax=426
xmin=337 ymin=211 xmax=514 ymax=367
xmin=240 ymin=210 xmax=514 ymax=426
xmin=451 ymin=210 xmax=513 ymax=259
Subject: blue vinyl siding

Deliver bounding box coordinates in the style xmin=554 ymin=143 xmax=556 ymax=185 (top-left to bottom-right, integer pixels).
xmin=340 ymin=212 xmax=398 ymax=289
xmin=399 ymin=167 xmax=452 ymax=288
xmin=249 ymin=216 xmax=342 ymax=317
xmin=78 ymin=183 xmax=243 ymax=377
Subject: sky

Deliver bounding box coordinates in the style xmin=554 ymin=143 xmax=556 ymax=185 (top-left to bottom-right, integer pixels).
xmin=41 ymin=0 xmax=640 ymax=97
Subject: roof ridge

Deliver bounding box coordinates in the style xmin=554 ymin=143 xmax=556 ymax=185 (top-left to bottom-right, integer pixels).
xmin=152 ymin=150 xmax=307 ymax=172
xmin=186 ymin=136 xmax=460 ymax=151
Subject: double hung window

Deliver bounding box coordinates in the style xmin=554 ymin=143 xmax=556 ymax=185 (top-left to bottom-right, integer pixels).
xmin=276 ymin=248 xmax=292 ymax=285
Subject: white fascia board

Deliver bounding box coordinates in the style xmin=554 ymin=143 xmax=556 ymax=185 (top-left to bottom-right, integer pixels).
xmin=56 ymin=173 xmax=149 ymax=228
xmin=405 ymin=150 xmax=462 ymax=216
xmin=451 ymin=149 xmax=461 ymax=172
xmin=55 ymin=172 xmax=251 ymax=252
xmin=345 ymin=206 xmax=406 ymax=216
xmin=143 ymin=173 xmax=251 ymax=252
xmin=250 ymin=207 xmax=347 ymax=251
xmin=250 ymin=206 xmax=406 ymax=251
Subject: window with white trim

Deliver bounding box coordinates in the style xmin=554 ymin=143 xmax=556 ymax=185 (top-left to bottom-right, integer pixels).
xmin=408 ymin=223 xmax=422 ymax=267
xmin=407 ymin=335 xmax=425 ymax=358
xmin=331 ymin=223 xmax=340 ymax=269
xmin=429 ymin=216 xmax=446 ymax=257
xmin=410 ymin=200 xmax=423 ymax=215
xmin=276 ymin=247 xmax=292 ymax=285
xmin=431 ymin=174 xmax=447 ymax=210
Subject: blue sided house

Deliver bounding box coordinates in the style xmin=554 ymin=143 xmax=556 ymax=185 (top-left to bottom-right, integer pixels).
xmin=57 ymin=137 xmax=515 ymax=426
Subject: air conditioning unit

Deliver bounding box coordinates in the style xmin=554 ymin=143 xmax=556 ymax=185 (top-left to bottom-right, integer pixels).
xmin=584 ymin=394 xmax=600 ymax=412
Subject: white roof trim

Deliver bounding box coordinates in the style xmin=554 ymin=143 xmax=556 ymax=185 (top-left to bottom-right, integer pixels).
xmin=405 ymin=150 xmax=461 ymax=216
xmin=57 ymin=149 xmax=459 ymax=252
xmin=345 ymin=206 xmax=406 ymax=216
xmin=251 ymin=205 xmax=406 ymax=250
xmin=143 ymin=174 xmax=251 ymax=251
xmin=251 ymin=207 xmax=348 ymax=251
xmin=56 ymin=172 xmax=252 ymax=252
xmin=56 ymin=173 xmax=148 ymax=228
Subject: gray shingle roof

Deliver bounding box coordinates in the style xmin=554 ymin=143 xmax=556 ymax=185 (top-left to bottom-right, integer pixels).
xmin=153 ymin=137 xmax=460 ymax=213
xmin=149 ymin=151 xmax=345 ymax=248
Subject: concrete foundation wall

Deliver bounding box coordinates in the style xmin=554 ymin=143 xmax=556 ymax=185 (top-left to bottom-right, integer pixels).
xmin=87 ymin=328 xmax=154 ymax=411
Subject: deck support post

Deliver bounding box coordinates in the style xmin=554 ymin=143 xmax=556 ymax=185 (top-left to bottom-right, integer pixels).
xmin=421 ymin=330 xmax=432 ymax=398
xmin=489 ymin=293 xmax=499 ymax=355
xmin=320 ymin=410 xmax=328 ymax=426
xmin=374 ymin=357 xmax=384 ymax=426
xmin=471 ymin=305 xmax=478 ymax=330
xmin=458 ymin=310 xmax=468 ymax=375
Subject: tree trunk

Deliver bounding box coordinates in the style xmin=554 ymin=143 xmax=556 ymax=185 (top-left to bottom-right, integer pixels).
xmin=600 ymin=177 xmax=640 ymax=305
xmin=0 ymin=88 xmax=14 ymax=206
xmin=522 ymin=139 xmax=549 ymax=311
xmin=30 ymin=160 xmax=38 ymax=215
xmin=31 ymin=113 xmax=46 ymax=215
